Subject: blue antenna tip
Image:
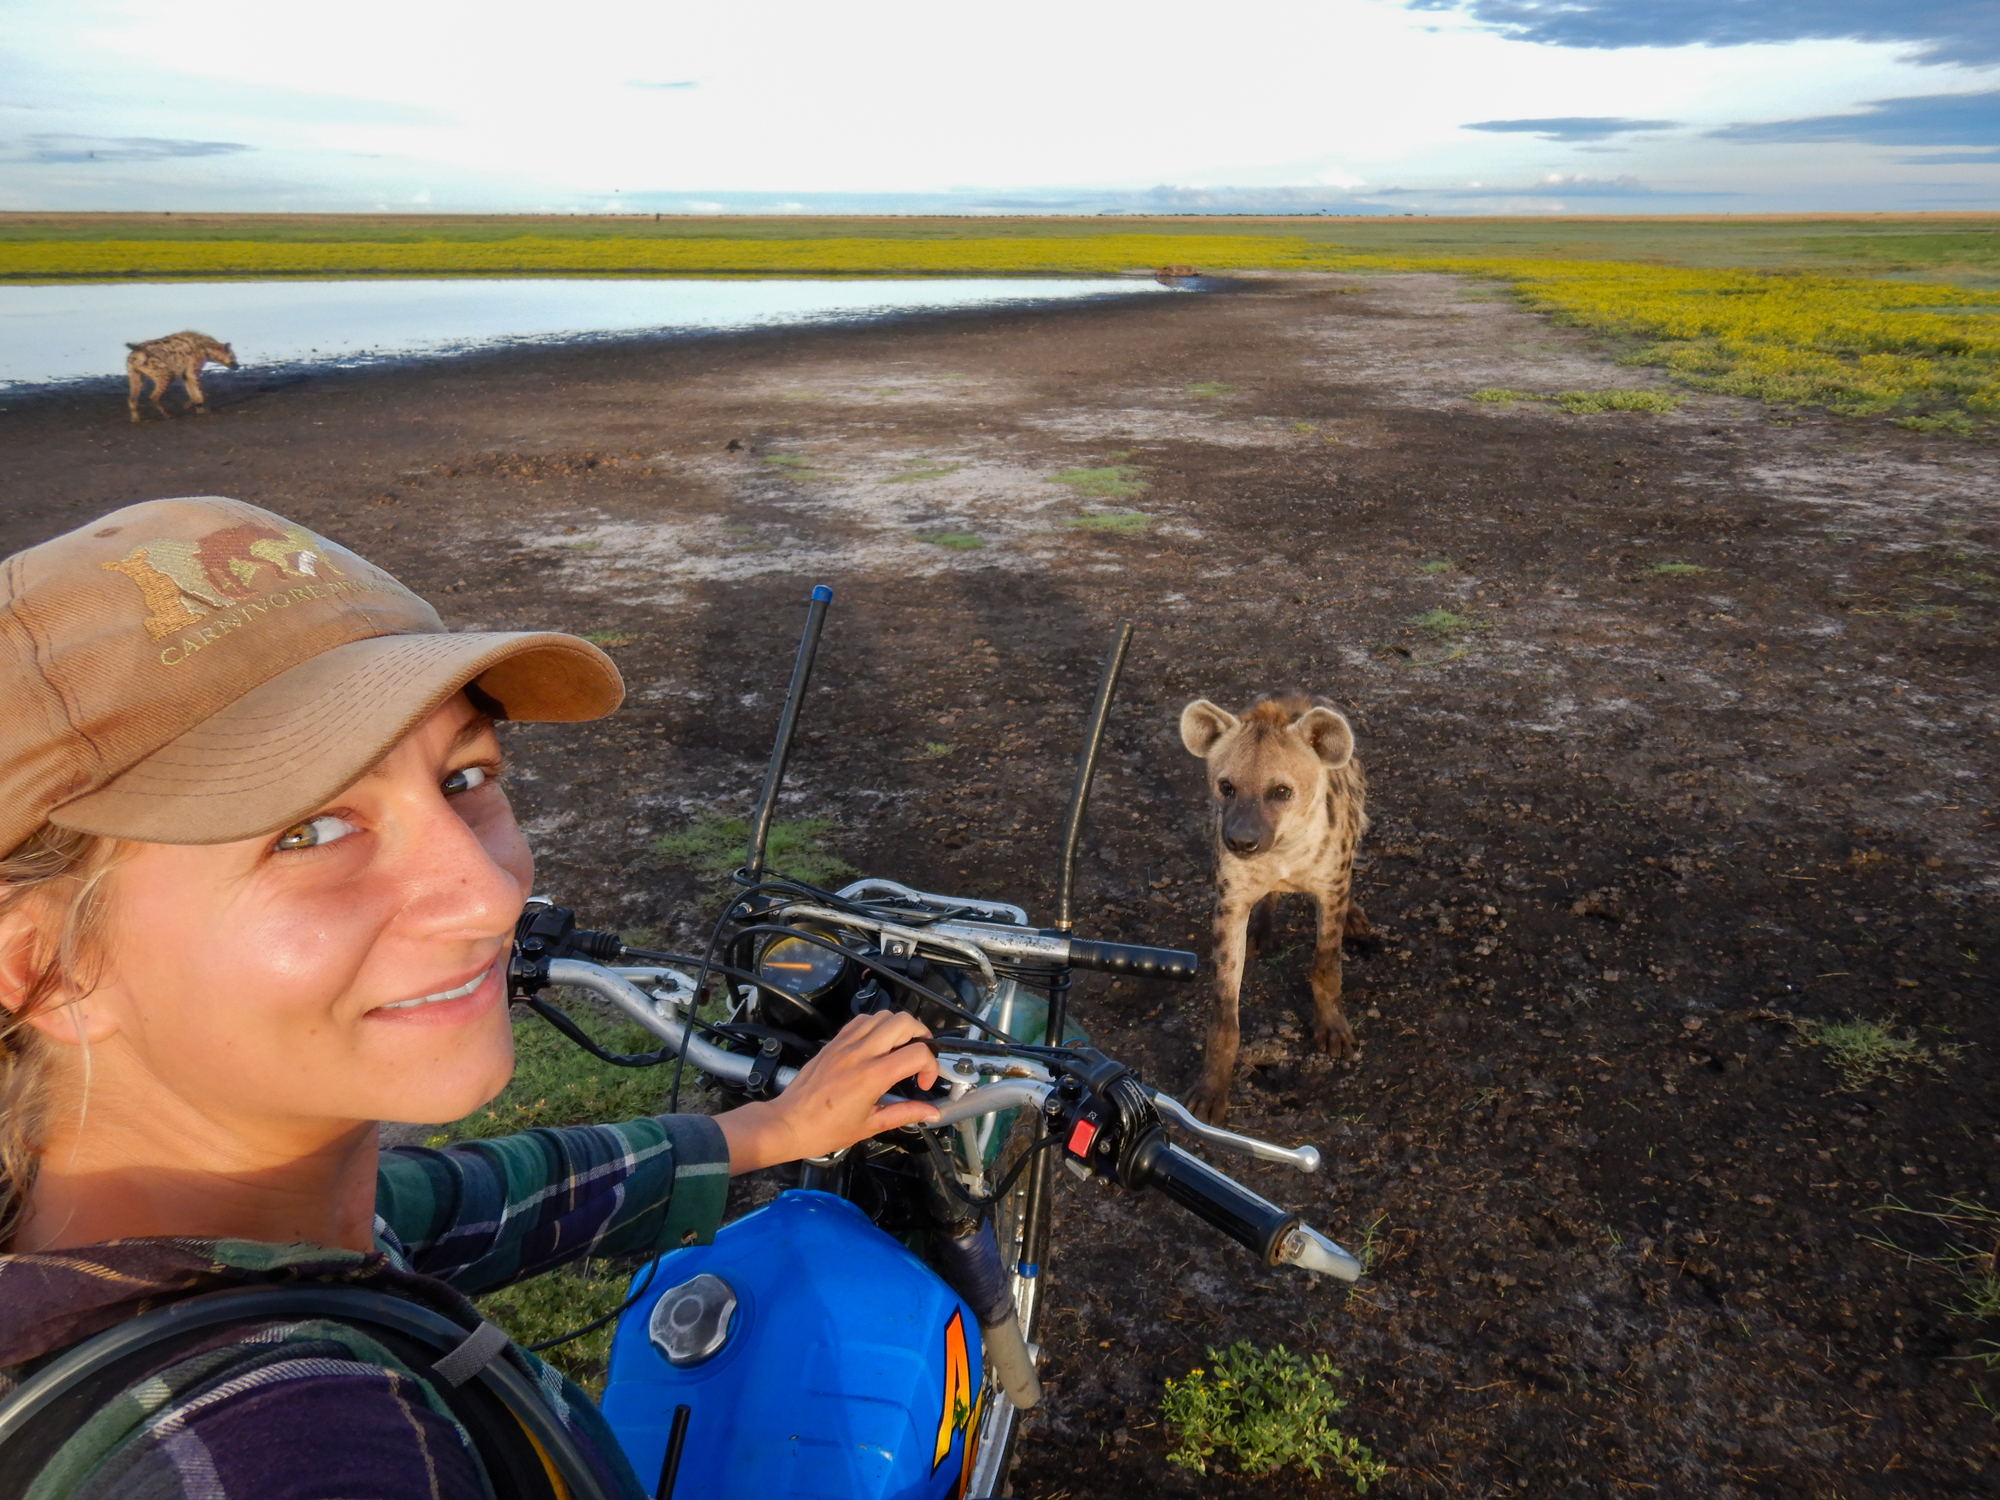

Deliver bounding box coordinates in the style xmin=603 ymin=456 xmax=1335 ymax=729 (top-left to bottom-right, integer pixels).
xmin=810 ymin=584 xmax=833 ymax=602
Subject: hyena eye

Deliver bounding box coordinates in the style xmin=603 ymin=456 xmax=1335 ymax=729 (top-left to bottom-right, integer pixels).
xmin=1268 ymin=785 xmax=1293 ymax=802
xmin=1217 ymin=780 xmax=1236 ymax=798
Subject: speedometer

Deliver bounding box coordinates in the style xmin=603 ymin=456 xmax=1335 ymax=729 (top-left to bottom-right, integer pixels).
xmin=758 ymin=933 xmax=849 ymax=1003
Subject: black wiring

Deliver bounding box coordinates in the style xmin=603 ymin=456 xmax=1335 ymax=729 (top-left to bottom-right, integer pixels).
xmin=730 ymin=923 xmax=1019 ymax=1043
xmin=920 ymin=1126 xmax=1066 ymax=1210
xmin=525 ymin=1254 xmax=660 ymax=1353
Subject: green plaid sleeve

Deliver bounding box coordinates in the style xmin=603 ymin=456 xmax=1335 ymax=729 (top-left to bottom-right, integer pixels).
xmin=375 ymin=1113 xmax=731 ymax=1295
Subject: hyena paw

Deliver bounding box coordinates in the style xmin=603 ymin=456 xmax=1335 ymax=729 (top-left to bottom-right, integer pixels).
xmin=1185 ymin=1074 xmax=1233 ymax=1125
xmin=1312 ymin=1016 xmax=1357 ymax=1059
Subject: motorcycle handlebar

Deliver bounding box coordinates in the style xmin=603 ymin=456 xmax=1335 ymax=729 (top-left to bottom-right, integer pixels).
xmin=1064 ymin=938 xmax=1199 ymax=982
xmin=1127 ymin=1129 xmax=1297 ymax=1264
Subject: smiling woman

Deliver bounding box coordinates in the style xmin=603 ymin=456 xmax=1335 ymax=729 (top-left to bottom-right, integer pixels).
xmin=0 ymin=496 xmax=941 ymax=1500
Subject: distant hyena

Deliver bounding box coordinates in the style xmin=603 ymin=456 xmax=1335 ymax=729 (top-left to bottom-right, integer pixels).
xmin=1180 ymin=693 xmax=1372 ymax=1123
xmin=125 ymin=331 xmax=237 ymax=422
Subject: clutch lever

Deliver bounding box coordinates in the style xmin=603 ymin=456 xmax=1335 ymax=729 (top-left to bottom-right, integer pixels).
xmin=1148 ymin=1088 xmax=1323 ymax=1175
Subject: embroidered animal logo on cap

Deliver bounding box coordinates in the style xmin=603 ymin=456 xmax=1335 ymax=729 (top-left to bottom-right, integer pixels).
xmin=101 ymin=522 xmax=349 ymax=641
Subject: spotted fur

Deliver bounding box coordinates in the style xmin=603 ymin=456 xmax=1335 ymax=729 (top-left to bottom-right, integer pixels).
xmin=1178 ymin=692 xmax=1371 ymax=1123
xmin=125 ymin=330 xmax=237 ymax=422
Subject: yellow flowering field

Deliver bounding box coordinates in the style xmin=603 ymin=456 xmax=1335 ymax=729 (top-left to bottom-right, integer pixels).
xmin=5 ymin=233 xmax=1995 ymax=424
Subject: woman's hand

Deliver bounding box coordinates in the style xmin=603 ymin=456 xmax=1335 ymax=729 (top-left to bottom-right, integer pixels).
xmin=715 ymin=1009 xmax=941 ymax=1175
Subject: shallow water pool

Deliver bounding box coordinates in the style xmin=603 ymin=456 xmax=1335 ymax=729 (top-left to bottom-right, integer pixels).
xmin=0 ymin=277 xmax=1171 ymax=389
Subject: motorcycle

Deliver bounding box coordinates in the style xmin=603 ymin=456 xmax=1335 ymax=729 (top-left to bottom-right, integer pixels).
xmin=508 ymin=588 xmax=1362 ymax=1499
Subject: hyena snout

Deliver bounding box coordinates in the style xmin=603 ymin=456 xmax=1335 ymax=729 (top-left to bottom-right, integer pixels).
xmin=1222 ymin=805 xmax=1276 ymax=857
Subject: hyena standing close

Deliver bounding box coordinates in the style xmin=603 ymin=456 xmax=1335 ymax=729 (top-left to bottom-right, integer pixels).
xmin=1179 ymin=693 xmax=1372 ymax=1123
xmin=125 ymin=331 xmax=237 ymax=422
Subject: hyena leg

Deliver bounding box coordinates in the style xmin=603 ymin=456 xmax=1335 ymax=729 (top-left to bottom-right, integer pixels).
xmin=127 ymin=369 xmax=144 ymax=422
xmin=146 ymin=371 xmax=170 ymax=418
xmin=183 ymin=368 xmax=207 ymax=413
xmin=1246 ymin=892 xmax=1277 ymax=957
xmin=1343 ymin=902 xmax=1373 ymax=940
xmin=1309 ymin=886 xmax=1358 ymax=1059
xmin=1188 ymin=897 xmax=1253 ymax=1124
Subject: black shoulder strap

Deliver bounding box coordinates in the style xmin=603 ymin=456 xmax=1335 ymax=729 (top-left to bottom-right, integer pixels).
xmin=0 ymin=1285 xmax=613 ymax=1500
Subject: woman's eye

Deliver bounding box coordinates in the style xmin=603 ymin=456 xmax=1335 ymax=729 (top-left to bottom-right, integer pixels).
xmin=275 ymin=814 xmax=358 ymax=851
xmin=442 ymin=765 xmax=490 ymax=796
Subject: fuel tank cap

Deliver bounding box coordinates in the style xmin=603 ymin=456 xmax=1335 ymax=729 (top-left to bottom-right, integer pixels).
xmin=649 ymin=1272 xmax=737 ymax=1366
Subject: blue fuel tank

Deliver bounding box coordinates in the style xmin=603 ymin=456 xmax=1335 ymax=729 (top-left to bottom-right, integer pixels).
xmin=600 ymin=1190 xmax=984 ymax=1500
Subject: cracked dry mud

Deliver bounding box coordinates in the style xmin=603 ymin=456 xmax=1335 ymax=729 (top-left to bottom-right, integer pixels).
xmin=4 ymin=273 xmax=1996 ymax=1497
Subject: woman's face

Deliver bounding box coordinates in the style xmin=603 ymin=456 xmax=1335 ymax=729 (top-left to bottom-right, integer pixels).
xmin=75 ymin=694 xmax=529 ymax=1132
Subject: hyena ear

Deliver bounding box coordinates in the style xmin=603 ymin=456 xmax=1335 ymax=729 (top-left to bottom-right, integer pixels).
xmin=1295 ymin=706 xmax=1354 ymax=768
xmin=1179 ymin=700 xmax=1237 ymax=757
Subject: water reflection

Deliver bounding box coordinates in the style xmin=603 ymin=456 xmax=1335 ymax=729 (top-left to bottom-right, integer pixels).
xmin=0 ymin=277 xmax=1174 ymax=389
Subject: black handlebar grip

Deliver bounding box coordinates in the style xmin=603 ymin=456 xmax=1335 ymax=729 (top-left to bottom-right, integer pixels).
xmin=1127 ymin=1131 xmax=1297 ymax=1264
xmin=1065 ymin=938 xmax=1199 ymax=982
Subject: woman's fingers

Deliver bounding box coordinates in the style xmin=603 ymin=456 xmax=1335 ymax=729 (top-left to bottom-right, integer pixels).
xmin=870 ymin=1098 xmax=943 ymax=1131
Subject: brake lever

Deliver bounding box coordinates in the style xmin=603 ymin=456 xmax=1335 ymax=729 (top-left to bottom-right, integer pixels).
xmin=1148 ymin=1089 xmax=1322 ymax=1175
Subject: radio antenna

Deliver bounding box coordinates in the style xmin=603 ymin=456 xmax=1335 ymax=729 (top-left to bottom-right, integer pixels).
xmin=742 ymin=584 xmax=833 ymax=884
xmin=1054 ymin=620 xmax=1134 ymax=933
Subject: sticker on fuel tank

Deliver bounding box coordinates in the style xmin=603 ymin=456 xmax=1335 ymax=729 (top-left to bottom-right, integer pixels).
xmin=931 ymin=1307 xmax=973 ymax=1481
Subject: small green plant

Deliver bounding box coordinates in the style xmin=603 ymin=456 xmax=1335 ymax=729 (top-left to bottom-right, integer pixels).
xmin=1062 ymin=510 xmax=1150 ymax=533
xmin=478 ymin=1260 xmax=633 ymax=1398
xmin=560 ymin=540 xmax=601 ymax=552
xmin=1552 ymin=389 xmax=1682 ymax=414
xmin=1291 ymin=421 xmax=1318 ymax=434
xmin=579 ymin=629 xmax=637 ymax=647
xmin=916 ymin=531 xmax=985 ymax=550
xmin=1162 ymin=1342 xmax=1385 ymax=1489
xmin=1469 ymin=388 xmax=1537 ymax=404
xmin=1416 ymin=558 xmax=1454 ymax=575
xmin=652 ymin=814 xmax=853 ymax=889
xmin=1650 ymin=561 xmax=1709 ymax=576
xmin=884 ymin=462 xmax=962 ymax=483
xmin=1893 ymin=410 xmax=1976 ymax=435
xmin=920 ymin=741 xmax=956 ymax=758
xmin=1793 ymin=1016 xmax=1936 ymax=1090
xmin=1354 ymin=1211 xmax=1390 ymax=1270
xmin=1049 ymin=465 xmax=1145 ymax=500
xmin=763 ymin=454 xmax=813 ymax=467
xmin=1405 ymin=607 xmax=1486 ymax=639
xmin=1863 ymin=1197 xmax=2000 ymax=1370
xmin=1186 ymin=381 xmax=1234 ymax=398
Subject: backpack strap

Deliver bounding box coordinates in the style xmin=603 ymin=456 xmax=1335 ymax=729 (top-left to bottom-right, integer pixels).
xmin=0 ymin=1284 xmax=614 ymax=1500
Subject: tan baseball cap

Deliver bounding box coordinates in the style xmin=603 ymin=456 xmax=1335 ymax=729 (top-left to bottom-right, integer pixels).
xmin=0 ymin=496 xmax=623 ymax=855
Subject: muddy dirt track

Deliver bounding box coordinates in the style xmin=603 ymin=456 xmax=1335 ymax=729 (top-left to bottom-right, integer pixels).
xmin=4 ymin=274 xmax=1997 ymax=1497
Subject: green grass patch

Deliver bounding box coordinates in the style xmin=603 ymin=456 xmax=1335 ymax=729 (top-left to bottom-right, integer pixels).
xmin=579 ymin=629 xmax=638 ymax=647
xmin=1061 ymin=510 xmax=1150 ymax=533
xmin=915 ymin=530 xmax=984 ymax=550
xmin=1416 ymin=558 xmax=1454 ymax=575
xmin=1469 ymin=388 xmax=1538 ymax=404
xmin=1163 ymin=1341 xmax=1386 ymax=1489
xmin=763 ymin=454 xmax=817 ymax=469
xmin=1552 ymin=389 xmax=1683 ymax=414
xmin=1186 ymin=381 xmax=1234 ymax=398
xmin=1049 ymin=465 xmax=1145 ymax=500
xmin=883 ymin=462 xmax=962 ymax=483
xmin=1650 ymin=562 xmax=1709 ymax=577
xmin=1405 ymin=607 xmax=1487 ymax=639
xmin=1793 ymin=1016 xmax=1937 ymax=1090
xmin=1893 ymin=410 xmax=1978 ymax=435
xmin=651 ymin=814 xmax=853 ymax=889
xmin=434 ymin=1000 xmax=690 ymax=1146
xmin=1862 ymin=1197 xmax=2000 ymax=1372
xmin=477 ymin=1261 xmax=633 ymax=1399
xmin=921 ymin=741 xmax=956 ymax=759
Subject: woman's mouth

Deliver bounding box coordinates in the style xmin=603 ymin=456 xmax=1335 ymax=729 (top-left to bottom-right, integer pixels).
xmin=369 ymin=965 xmax=499 ymax=1022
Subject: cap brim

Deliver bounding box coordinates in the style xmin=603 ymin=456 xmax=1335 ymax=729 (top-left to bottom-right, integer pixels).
xmin=50 ymin=631 xmax=622 ymax=845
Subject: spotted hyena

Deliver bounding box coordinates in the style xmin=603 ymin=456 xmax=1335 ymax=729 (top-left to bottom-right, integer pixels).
xmin=1179 ymin=693 xmax=1372 ymax=1123
xmin=125 ymin=331 xmax=237 ymax=422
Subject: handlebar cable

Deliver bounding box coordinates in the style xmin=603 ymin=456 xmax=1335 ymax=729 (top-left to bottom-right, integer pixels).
xmin=919 ymin=1124 xmax=1066 ymax=1210
xmin=525 ymin=1253 xmax=661 ymax=1354
xmin=730 ymin=923 xmax=1020 ymax=1043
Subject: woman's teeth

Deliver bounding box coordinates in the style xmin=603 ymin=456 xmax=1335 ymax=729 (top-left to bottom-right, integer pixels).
xmin=379 ymin=967 xmax=491 ymax=1011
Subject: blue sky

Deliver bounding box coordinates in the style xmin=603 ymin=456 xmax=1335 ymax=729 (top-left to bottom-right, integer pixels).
xmin=1 ymin=0 xmax=1995 ymax=214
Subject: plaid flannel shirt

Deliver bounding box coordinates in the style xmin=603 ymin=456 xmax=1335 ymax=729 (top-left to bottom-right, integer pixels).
xmin=0 ymin=1113 xmax=730 ymax=1500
